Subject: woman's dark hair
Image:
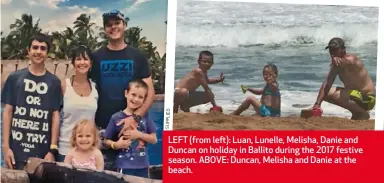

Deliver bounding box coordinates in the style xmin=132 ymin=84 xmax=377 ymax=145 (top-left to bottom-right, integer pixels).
xmin=263 ymin=63 xmax=278 ymax=76
xmin=70 ymin=45 xmax=94 ymax=79
xmin=71 ymin=45 xmax=93 ymax=65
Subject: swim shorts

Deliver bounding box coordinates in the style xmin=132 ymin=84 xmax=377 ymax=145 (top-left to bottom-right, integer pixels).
xmin=259 ymin=104 xmax=281 ymax=117
xmin=349 ymin=89 xmax=376 ymax=111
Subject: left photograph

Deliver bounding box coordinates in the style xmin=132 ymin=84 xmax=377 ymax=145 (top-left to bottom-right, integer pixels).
xmin=1 ymin=0 xmax=166 ymax=181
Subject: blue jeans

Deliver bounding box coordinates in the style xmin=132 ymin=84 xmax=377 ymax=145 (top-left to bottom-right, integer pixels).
xmin=121 ymin=168 xmax=149 ymax=178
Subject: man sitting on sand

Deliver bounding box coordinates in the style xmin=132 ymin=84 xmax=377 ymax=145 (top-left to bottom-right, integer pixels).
xmin=313 ymin=37 xmax=376 ymax=120
xmin=174 ymin=51 xmax=225 ymax=113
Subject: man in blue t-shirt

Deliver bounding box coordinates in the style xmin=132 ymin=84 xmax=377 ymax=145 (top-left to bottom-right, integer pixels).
xmin=1 ymin=33 xmax=61 ymax=170
xmin=90 ymin=9 xmax=155 ymax=171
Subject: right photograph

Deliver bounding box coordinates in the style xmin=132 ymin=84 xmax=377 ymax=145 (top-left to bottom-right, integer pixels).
xmin=172 ymin=0 xmax=378 ymax=130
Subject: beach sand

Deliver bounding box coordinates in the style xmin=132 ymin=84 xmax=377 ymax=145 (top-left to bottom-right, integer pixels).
xmin=173 ymin=112 xmax=374 ymax=130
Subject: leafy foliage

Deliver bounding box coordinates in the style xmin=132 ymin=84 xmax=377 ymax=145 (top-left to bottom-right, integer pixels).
xmin=1 ymin=14 xmax=166 ymax=94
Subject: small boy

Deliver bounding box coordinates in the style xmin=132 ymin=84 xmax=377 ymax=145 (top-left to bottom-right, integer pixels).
xmin=174 ymin=50 xmax=225 ymax=113
xmin=103 ymin=79 xmax=157 ymax=178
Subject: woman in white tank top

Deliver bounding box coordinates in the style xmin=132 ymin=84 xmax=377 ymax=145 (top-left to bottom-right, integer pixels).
xmin=57 ymin=46 xmax=98 ymax=162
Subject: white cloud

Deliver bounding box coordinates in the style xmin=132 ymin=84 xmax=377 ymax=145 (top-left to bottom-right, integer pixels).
xmin=125 ymin=0 xmax=152 ymax=12
xmin=27 ymin=0 xmax=67 ymax=9
xmin=1 ymin=0 xmax=12 ymax=4
xmin=1 ymin=0 xmax=103 ymax=35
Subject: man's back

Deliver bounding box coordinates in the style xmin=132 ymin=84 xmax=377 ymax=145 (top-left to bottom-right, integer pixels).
xmin=337 ymin=54 xmax=375 ymax=95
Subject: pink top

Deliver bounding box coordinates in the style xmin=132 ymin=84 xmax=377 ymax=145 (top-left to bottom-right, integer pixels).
xmin=72 ymin=155 xmax=97 ymax=170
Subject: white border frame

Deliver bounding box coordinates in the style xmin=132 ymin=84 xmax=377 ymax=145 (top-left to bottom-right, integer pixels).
xmin=165 ymin=0 xmax=384 ymax=130
xmin=163 ymin=0 xmax=178 ymax=130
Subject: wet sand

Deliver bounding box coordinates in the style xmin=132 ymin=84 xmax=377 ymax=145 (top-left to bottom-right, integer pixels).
xmin=173 ymin=112 xmax=374 ymax=130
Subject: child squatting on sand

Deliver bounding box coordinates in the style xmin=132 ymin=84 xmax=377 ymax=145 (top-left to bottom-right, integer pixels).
xmin=174 ymin=50 xmax=225 ymax=113
xmin=231 ymin=63 xmax=281 ymax=117
xmin=103 ymin=79 xmax=157 ymax=178
xmin=64 ymin=119 xmax=104 ymax=170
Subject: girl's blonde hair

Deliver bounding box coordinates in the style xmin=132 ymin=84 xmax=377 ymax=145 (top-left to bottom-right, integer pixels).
xmin=70 ymin=119 xmax=100 ymax=149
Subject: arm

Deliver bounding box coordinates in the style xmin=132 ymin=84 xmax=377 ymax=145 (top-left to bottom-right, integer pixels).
xmin=2 ymin=104 xmax=12 ymax=149
xmin=208 ymin=77 xmax=221 ymax=84
xmin=208 ymin=73 xmax=225 ymax=84
xmin=196 ymin=69 xmax=211 ymax=92
xmin=195 ymin=69 xmax=216 ymax=106
xmin=128 ymin=116 xmax=157 ymax=144
xmin=94 ymin=149 xmax=104 ymax=170
xmin=50 ymin=111 xmax=60 ymax=146
xmin=1 ymin=74 xmax=16 ymax=168
xmin=314 ymin=66 xmax=339 ymax=106
xmin=63 ymin=150 xmax=73 ymax=165
xmin=207 ymin=75 xmax=224 ymax=84
xmin=267 ymin=82 xmax=279 ymax=93
xmin=247 ymin=88 xmax=264 ymax=95
xmin=60 ymin=78 xmax=66 ymax=94
xmin=332 ymin=55 xmax=359 ymax=67
xmin=133 ymin=76 xmax=155 ymax=117
xmin=117 ymin=54 xmax=155 ymax=135
xmin=137 ymin=132 xmax=157 ymax=144
xmin=103 ymin=138 xmax=131 ymax=150
xmin=50 ymin=81 xmax=62 ymax=148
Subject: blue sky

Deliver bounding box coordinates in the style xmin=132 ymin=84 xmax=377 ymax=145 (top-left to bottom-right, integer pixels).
xmin=1 ymin=0 xmax=168 ymax=54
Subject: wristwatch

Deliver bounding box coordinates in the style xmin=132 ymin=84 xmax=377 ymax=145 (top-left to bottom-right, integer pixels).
xmin=132 ymin=113 xmax=142 ymax=122
xmin=49 ymin=144 xmax=58 ymax=156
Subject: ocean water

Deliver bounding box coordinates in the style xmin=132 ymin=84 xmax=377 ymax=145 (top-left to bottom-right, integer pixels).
xmin=0 ymin=101 xmax=164 ymax=167
xmin=175 ymin=1 xmax=378 ymax=118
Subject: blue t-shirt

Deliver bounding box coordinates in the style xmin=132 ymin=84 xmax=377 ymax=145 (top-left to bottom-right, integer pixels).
xmin=103 ymin=111 xmax=156 ymax=169
xmin=90 ymin=46 xmax=151 ymax=129
xmin=1 ymin=68 xmax=62 ymax=163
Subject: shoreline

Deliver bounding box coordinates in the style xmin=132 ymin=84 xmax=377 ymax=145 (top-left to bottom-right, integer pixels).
xmin=173 ymin=112 xmax=374 ymax=130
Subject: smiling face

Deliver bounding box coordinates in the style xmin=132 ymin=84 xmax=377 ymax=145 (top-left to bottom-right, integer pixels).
xmin=263 ymin=66 xmax=276 ymax=82
xmin=198 ymin=54 xmax=213 ymax=71
xmin=125 ymin=83 xmax=148 ymax=110
xmin=28 ymin=40 xmax=48 ymax=65
xmin=73 ymin=52 xmax=92 ymax=75
xmin=75 ymin=123 xmax=95 ymax=151
xmin=104 ymin=18 xmax=126 ymax=41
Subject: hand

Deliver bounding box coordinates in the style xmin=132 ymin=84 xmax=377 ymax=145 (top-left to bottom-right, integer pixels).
xmin=241 ymin=84 xmax=248 ymax=93
xmin=332 ymin=57 xmax=342 ymax=66
xmin=219 ymin=73 xmax=225 ymax=82
xmin=117 ymin=116 xmax=138 ymax=137
xmin=44 ymin=152 xmax=55 ymax=162
xmin=267 ymin=74 xmax=276 ymax=84
xmin=116 ymin=136 xmax=132 ymax=149
xmin=2 ymin=147 xmax=15 ymax=169
xmin=313 ymin=103 xmax=321 ymax=109
xmin=123 ymin=124 xmax=142 ymax=140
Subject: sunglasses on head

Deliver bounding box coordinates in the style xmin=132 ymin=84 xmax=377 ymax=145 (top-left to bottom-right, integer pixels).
xmin=102 ymin=10 xmax=124 ymax=18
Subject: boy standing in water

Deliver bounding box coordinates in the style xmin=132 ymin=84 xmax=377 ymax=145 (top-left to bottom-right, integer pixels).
xmin=174 ymin=51 xmax=225 ymax=113
xmin=313 ymin=37 xmax=376 ymax=120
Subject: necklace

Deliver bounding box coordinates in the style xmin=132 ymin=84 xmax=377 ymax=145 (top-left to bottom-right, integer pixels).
xmin=71 ymin=75 xmax=92 ymax=97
